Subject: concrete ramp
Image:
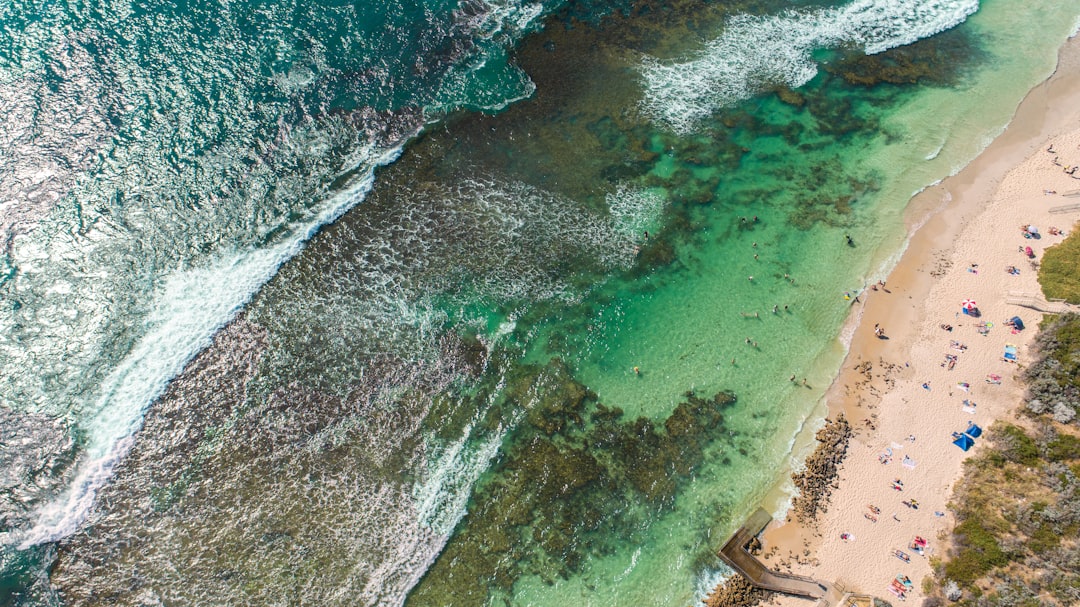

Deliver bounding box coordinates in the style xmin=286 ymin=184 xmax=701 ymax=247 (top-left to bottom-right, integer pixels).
xmin=1049 ymin=202 xmax=1080 ymax=213
xmin=1005 ymin=291 xmax=1076 ymax=314
xmin=718 ymin=508 xmax=830 ymax=600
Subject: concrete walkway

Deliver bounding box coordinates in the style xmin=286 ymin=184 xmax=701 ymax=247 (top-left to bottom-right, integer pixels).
xmin=718 ymin=508 xmax=830 ymax=600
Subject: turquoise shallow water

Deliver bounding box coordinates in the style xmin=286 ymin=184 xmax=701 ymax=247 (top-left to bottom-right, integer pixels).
xmin=1 ymin=0 xmax=1079 ymax=605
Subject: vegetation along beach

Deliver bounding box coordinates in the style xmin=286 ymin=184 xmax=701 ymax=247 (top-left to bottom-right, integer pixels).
xmin=0 ymin=0 xmax=1078 ymax=606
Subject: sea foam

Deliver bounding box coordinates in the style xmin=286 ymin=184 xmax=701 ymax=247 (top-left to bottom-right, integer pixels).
xmin=13 ymin=146 xmax=402 ymax=549
xmin=639 ymin=0 xmax=980 ymax=133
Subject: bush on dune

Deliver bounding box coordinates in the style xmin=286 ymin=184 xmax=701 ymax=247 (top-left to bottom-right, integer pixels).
xmin=1039 ymin=230 xmax=1080 ymax=304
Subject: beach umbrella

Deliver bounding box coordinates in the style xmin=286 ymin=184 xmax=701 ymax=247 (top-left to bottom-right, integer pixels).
xmin=1027 ymin=225 xmax=1039 ymax=234
xmin=952 ymin=433 xmax=974 ymax=451
xmin=961 ymin=299 xmax=977 ymax=310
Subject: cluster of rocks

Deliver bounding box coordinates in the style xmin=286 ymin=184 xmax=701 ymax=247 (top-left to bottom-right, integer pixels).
xmin=701 ymin=574 xmax=771 ymax=607
xmin=789 ymin=414 xmax=853 ymax=525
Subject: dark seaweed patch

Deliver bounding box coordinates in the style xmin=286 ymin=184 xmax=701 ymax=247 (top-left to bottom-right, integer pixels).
xmin=406 ymin=358 xmax=736 ymax=606
xmin=826 ymin=26 xmax=983 ymax=88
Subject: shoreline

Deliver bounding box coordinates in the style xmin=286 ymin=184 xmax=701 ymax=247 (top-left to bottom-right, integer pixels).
xmin=749 ymin=32 xmax=1080 ymax=604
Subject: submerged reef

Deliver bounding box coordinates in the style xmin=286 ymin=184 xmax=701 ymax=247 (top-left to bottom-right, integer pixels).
xmin=827 ymin=27 xmax=981 ymax=87
xmin=407 ymin=358 xmax=737 ymax=606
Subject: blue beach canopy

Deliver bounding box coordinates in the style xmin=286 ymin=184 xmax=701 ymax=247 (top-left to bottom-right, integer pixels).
xmin=952 ymin=433 xmax=975 ymax=451
xmin=965 ymin=423 xmax=983 ymax=438
xmin=1010 ymin=316 xmax=1025 ymax=330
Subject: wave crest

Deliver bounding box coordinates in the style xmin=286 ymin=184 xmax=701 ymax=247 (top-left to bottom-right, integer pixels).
xmin=639 ymin=0 xmax=979 ymax=133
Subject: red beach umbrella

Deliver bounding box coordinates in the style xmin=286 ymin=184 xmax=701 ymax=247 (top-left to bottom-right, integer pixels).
xmin=961 ymin=299 xmax=977 ymax=310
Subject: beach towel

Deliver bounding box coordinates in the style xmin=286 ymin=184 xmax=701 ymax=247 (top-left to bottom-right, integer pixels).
xmin=957 ymin=382 xmax=970 ymax=392
xmin=902 ymin=455 xmax=916 ymax=469
xmin=986 ymin=373 xmax=1002 ymax=384
xmin=962 ymin=400 xmax=977 ymax=414
xmin=1003 ymin=344 xmax=1019 ymax=363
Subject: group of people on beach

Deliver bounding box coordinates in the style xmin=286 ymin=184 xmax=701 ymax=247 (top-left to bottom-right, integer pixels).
xmin=1047 ymin=144 xmax=1080 ymax=178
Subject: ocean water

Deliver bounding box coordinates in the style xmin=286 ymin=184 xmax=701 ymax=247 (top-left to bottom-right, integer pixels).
xmin=1 ymin=0 xmax=1078 ymax=605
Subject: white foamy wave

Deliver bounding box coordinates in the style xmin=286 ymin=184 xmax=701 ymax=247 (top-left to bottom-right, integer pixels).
xmin=607 ymin=185 xmax=667 ymax=239
xmin=13 ymin=147 xmax=404 ymax=549
xmin=462 ymin=0 xmax=545 ymax=40
xmin=925 ymin=140 xmax=945 ymax=160
xmin=412 ymin=388 xmax=511 ymax=535
xmin=692 ymin=563 xmax=733 ymax=605
xmin=640 ymin=0 xmax=979 ymax=133
xmin=614 ymin=547 xmax=642 ymax=582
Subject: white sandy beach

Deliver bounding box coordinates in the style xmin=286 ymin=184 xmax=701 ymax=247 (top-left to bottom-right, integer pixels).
xmin=757 ymin=35 xmax=1080 ymax=605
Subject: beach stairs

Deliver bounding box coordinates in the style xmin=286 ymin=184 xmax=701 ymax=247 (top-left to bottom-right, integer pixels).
xmin=817 ymin=580 xmax=851 ymax=607
xmin=1005 ymin=291 xmax=1076 ymax=314
xmin=718 ymin=508 xmax=833 ymax=602
xmin=837 ymin=594 xmax=876 ymax=607
xmin=826 ymin=580 xmax=880 ymax=607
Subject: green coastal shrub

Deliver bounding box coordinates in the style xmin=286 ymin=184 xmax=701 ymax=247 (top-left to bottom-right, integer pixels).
xmin=993 ymin=423 xmax=1040 ymax=467
xmin=1047 ymin=433 xmax=1080 ymax=461
xmin=944 ymin=516 xmax=1008 ymax=584
xmin=1039 ymin=229 xmax=1080 ymax=304
xmin=1023 ymin=313 xmax=1080 ymax=425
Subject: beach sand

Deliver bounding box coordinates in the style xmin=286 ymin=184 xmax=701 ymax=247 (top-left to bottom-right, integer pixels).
xmin=756 ymin=34 xmax=1080 ymax=605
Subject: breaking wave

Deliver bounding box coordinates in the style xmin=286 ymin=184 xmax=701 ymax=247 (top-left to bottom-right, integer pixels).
xmin=639 ymin=0 xmax=979 ymax=133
